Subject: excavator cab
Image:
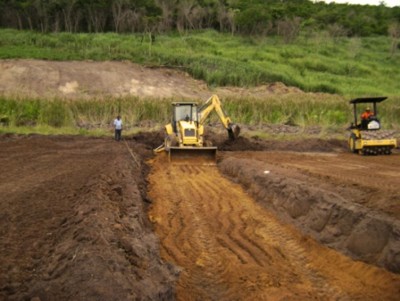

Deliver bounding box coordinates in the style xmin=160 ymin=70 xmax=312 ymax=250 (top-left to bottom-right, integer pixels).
xmin=171 ymin=102 xmax=201 ymax=145
xmin=166 ymin=102 xmax=217 ymax=164
xmin=172 ymin=103 xmax=198 ymax=128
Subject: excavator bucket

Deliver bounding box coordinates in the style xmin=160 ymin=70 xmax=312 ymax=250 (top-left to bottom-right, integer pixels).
xmin=168 ymin=146 xmax=217 ymax=165
xmin=233 ymin=124 xmax=241 ymax=139
xmin=228 ymin=124 xmax=241 ymax=140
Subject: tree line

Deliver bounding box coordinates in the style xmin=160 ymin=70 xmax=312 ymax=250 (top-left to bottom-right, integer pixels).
xmin=0 ymin=0 xmax=399 ymax=38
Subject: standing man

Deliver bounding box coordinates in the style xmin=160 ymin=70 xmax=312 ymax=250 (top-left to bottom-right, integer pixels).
xmin=113 ymin=115 xmax=123 ymax=141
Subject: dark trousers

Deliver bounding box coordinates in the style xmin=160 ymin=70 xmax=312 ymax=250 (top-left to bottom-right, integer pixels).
xmin=115 ymin=129 xmax=122 ymax=141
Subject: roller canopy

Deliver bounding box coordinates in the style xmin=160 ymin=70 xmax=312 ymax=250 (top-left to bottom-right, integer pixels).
xmin=349 ymin=97 xmax=387 ymax=104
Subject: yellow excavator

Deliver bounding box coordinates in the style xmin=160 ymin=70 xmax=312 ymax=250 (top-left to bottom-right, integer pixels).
xmin=348 ymin=97 xmax=397 ymax=155
xmin=154 ymin=95 xmax=240 ymax=163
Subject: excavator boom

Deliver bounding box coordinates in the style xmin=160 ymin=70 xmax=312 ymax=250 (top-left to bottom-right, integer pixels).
xmin=199 ymin=95 xmax=241 ymax=140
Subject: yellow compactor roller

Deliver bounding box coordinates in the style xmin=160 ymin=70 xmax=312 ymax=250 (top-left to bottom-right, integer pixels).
xmin=154 ymin=95 xmax=240 ymax=163
xmin=348 ymin=97 xmax=397 ymax=155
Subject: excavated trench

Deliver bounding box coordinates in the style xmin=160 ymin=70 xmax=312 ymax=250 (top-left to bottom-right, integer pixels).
xmin=1 ymin=132 xmax=399 ymax=301
xmin=146 ymin=132 xmax=400 ymax=300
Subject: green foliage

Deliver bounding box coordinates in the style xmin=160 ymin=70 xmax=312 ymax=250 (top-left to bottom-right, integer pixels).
xmin=0 ymin=29 xmax=399 ymax=96
xmin=0 ymin=98 xmax=41 ymax=126
xmin=0 ymin=0 xmax=399 ymax=37
xmin=39 ymin=101 xmax=72 ymax=127
xmin=221 ymin=94 xmax=350 ymax=127
xmin=2 ymin=95 xmax=399 ymax=137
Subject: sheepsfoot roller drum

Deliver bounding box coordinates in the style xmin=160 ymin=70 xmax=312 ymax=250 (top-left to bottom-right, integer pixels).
xmin=168 ymin=146 xmax=217 ymax=165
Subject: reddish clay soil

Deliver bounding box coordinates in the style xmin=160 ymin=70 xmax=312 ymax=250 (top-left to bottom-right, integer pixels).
xmin=147 ymin=133 xmax=399 ymax=300
xmin=147 ymin=150 xmax=400 ymax=301
xmin=1 ymin=132 xmax=400 ymax=301
xmin=1 ymin=60 xmax=400 ymax=301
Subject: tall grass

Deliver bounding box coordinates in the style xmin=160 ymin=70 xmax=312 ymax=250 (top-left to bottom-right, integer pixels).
xmin=1 ymin=95 xmax=399 ymax=136
xmin=0 ymin=29 xmax=399 ymax=96
xmin=0 ymin=29 xmax=399 ymax=136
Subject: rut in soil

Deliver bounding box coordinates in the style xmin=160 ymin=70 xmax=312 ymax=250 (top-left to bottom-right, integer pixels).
xmin=147 ymin=157 xmax=400 ymax=301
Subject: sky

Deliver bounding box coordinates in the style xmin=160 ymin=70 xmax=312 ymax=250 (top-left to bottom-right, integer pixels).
xmin=317 ymin=0 xmax=399 ymax=7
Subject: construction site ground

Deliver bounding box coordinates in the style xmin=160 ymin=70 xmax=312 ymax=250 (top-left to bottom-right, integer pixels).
xmin=1 ymin=60 xmax=400 ymax=300
xmin=1 ymin=133 xmax=399 ymax=301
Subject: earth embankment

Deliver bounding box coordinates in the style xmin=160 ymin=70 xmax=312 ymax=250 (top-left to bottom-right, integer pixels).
xmin=219 ymin=151 xmax=400 ymax=273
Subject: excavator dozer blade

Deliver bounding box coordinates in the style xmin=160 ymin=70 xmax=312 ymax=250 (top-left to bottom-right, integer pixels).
xmin=168 ymin=146 xmax=217 ymax=165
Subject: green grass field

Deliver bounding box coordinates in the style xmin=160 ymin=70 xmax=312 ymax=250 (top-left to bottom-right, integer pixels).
xmin=1 ymin=94 xmax=399 ymax=138
xmin=0 ymin=29 xmax=399 ymax=137
xmin=1 ymin=29 xmax=399 ymax=96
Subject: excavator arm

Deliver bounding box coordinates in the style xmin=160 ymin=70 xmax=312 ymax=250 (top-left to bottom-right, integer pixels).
xmin=198 ymin=95 xmax=240 ymax=140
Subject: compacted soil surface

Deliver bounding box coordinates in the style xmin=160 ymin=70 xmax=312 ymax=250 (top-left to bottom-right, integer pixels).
xmin=1 ymin=132 xmax=399 ymax=301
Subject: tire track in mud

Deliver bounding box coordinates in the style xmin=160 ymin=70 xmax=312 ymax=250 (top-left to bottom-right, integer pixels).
xmin=147 ymin=156 xmax=400 ymax=301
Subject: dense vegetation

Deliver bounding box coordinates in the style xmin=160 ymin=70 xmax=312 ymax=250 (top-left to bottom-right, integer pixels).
xmin=1 ymin=93 xmax=399 ymax=137
xmin=0 ymin=1 xmax=399 ymax=136
xmin=1 ymin=0 xmax=399 ymax=37
xmin=1 ymin=29 xmax=399 ymax=96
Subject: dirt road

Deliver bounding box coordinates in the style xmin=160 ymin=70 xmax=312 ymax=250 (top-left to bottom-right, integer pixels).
xmin=147 ymin=154 xmax=400 ymax=301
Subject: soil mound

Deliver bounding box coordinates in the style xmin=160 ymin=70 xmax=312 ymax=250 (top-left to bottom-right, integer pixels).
xmin=213 ymin=134 xmax=347 ymax=153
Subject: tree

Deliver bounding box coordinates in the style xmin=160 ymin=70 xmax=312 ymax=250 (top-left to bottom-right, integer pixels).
xmin=155 ymin=0 xmax=176 ymax=32
xmin=235 ymin=5 xmax=272 ymax=36
xmin=327 ymin=23 xmax=348 ymax=39
xmin=61 ymin=0 xmax=81 ymax=32
xmin=84 ymin=0 xmax=109 ymax=33
xmin=217 ymin=2 xmax=236 ymax=34
xmin=277 ymin=17 xmax=301 ymax=43
xmin=389 ymin=21 xmax=400 ymax=57
xmin=112 ymin=0 xmax=129 ymax=32
xmin=176 ymin=0 xmax=197 ymax=32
